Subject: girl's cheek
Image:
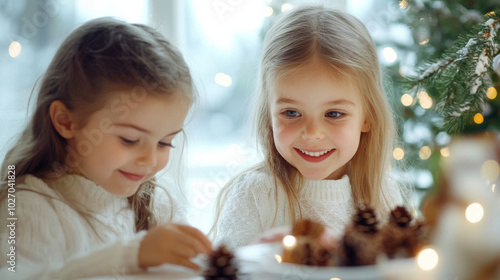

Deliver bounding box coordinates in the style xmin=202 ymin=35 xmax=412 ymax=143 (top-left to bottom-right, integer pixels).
xmin=158 ymin=151 xmax=171 ymax=169
xmin=275 ymin=129 xmax=297 ymax=148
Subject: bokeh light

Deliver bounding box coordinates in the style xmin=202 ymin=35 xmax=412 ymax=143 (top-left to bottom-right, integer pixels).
xmin=418 ymin=91 xmax=433 ymax=109
xmin=465 ymin=203 xmax=484 ymax=223
xmin=473 ymin=113 xmax=484 ymax=124
xmin=281 ymin=3 xmax=293 ymax=12
xmin=417 ymin=248 xmax=438 ymax=270
xmin=393 ymin=148 xmax=405 ymax=160
xmin=440 ymin=147 xmax=450 ymax=157
xmin=419 ymin=38 xmax=429 ymax=45
xmin=383 ymin=47 xmax=397 ymax=63
xmin=419 ymin=146 xmax=431 ymax=160
xmin=263 ymin=6 xmax=273 ymax=17
xmin=486 ymin=87 xmax=497 ymax=99
xmin=215 ymin=73 xmax=232 ymax=87
xmin=481 ymin=160 xmax=500 ymax=182
xmin=9 ymin=41 xmax=22 ymax=58
xmin=275 ymin=254 xmax=282 ymax=263
xmin=283 ymin=235 xmax=296 ymax=248
xmin=401 ymin=94 xmax=413 ymax=106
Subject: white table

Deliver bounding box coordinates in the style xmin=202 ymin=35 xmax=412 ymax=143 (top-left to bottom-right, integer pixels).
xmin=79 ymin=243 xmax=435 ymax=280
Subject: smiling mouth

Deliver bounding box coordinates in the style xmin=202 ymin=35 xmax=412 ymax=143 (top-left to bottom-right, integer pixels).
xmin=119 ymin=170 xmax=146 ymax=182
xmin=295 ymin=148 xmax=335 ymax=162
xmin=298 ymin=148 xmax=334 ymax=157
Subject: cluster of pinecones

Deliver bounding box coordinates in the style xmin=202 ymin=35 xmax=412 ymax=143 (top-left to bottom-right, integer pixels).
xmin=338 ymin=205 xmax=428 ymax=266
xmin=281 ymin=205 xmax=429 ymax=267
xmin=203 ymin=205 xmax=429 ymax=278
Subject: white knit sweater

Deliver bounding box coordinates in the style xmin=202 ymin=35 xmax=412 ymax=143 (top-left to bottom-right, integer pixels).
xmin=214 ymin=169 xmax=403 ymax=249
xmin=0 ymin=174 xmax=185 ymax=280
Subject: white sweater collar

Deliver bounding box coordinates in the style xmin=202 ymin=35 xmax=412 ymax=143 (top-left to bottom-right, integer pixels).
xmin=300 ymin=175 xmax=352 ymax=202
xmin=40 ymin=174 xmax=130 ymax=213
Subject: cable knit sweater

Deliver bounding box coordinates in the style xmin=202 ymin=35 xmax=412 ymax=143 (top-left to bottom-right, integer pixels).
xmin=214 ymin=169 xmax=403 ymax=249
xmin=0 ymin=174 xmax=185 ymax=280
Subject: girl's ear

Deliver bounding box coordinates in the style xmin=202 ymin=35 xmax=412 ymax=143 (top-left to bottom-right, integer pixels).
xmin=50 ymin=100 xmax=75 ymax=139
xmin=361 ymin=119 xmax=370 ymax=132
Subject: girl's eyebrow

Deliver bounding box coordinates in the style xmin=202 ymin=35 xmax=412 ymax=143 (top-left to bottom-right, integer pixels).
xmin=325 ymin=99 xmax=355 ymax=106
xmin=275 ymin=98 xmax=298 ymax=105
xmin=276 ymin=98 xmax=355 ymax=106
xmin=114 ymin=124 xmax=182 ymax=137
xmin=166 ymin=129 xmax=183 ymax=137
xmin=114 ymin=123 xmax=150 ymax=133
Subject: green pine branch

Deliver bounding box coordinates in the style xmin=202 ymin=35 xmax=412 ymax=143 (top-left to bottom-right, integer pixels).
xmin=406 ymin=10 xmax=500 ymax=134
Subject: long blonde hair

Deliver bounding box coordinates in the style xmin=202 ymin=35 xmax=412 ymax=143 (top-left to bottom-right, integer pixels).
xmin=0 ymin=17 xmax=194 ymax=231
xmin=211 ymin=6 xmax=402 ymax=237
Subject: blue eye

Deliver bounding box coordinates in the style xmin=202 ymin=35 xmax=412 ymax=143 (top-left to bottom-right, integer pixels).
xmin=158 ymin=142 xmax=174 ymax=148
xmin=326 ymin=111 xmax=344 ymax=118
xmin=281 ymin=110 xmax=301 ymax=118
xmin=120 ymin=137 xmax=138 ymax=145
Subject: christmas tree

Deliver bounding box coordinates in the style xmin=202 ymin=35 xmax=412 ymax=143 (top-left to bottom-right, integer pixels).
xmin=377 ymin=0 xmax=500 ymax=206
xmin=406 ymin=9 xmax=500 ymax=134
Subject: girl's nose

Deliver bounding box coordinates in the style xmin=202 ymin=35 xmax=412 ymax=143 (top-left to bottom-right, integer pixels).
xmin=136 ymin=145 xmax=157 ymax=167
xmin=301 ymin=119 xmax=325 ymax=141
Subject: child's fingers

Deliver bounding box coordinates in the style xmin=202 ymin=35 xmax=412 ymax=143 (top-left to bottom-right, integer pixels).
xmin=170 ymin=242 xmax=198 ymax=259
xmin=179 ymin=259 xmax=201 ymax=271
xmin=166 ymin=254 xmax=201 ymax=270
xmin=172 ymin=234 xmax=210 ymax=258
xmin=177 ymin=224 xmax=212 ymax=251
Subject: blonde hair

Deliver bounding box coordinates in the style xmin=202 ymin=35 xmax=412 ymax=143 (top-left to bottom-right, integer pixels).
xmin=0 ymin=17 xmax=194 ymax=231
xmin=211 ymin=6 xmax=402 ymax=237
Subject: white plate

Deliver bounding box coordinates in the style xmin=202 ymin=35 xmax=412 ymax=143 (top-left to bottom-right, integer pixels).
xmin=235 ymin=242 xmax=429 ymax=280
xmin=76 ymin=264 xmax=202 ymax=280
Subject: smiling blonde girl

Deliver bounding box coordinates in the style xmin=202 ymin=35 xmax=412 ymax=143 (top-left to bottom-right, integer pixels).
xmin=211 ymin=6 xmax=409 ymax=249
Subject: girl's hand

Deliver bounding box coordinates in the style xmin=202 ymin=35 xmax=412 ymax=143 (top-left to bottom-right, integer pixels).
xmin=138 ymin=223 xmax=212 ymax=270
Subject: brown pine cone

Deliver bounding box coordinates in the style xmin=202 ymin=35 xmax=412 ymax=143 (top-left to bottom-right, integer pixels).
xmin=352 ymin=205 xmax=379 ymax=235
xmin=337 ymin=228 xmax=379 ymax=266
xmin=204 ymin=245 xmax=238 ymax=280
xmin=283 ymin=219 xmax=334 ymax=266
xmin=334 ymin=206 xmax=380 ymax=266
xmin=389 ymin=206 xmax=413 ymax=228
xmin=379 ymin=224 xmax=419 ymax=259
xmin=282 ymin=236 xmax=333 ymax=266
xmin=290 ymin=219 xmax=325 ymax=239
xmin=412 ymin=219 xmax=431 ymax=247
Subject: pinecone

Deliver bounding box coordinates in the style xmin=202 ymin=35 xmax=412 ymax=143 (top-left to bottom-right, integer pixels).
xmin=282 ymin=236 xmax=332 ymax=266
xmin=336 ymin=206 xmax=380 ymax=266
xmin=290 ymin=219 xmax=325 ymax=239
xmin=380 ymin=224 xmax=419 ymax=259
xmin=380 ymin=208 xmax=426 ymax=259
xmin=412 ymin=219 xmax=431 ymax=246
xmin=338 ymin=230 xmax=378 ymax=266
xmin=352 ymin=206 xmax=379 ymax=235
xmin=389 ymin=206 xmax=413 ymax=228
xmin=204 ymin=245 xmax=238 ymax=280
